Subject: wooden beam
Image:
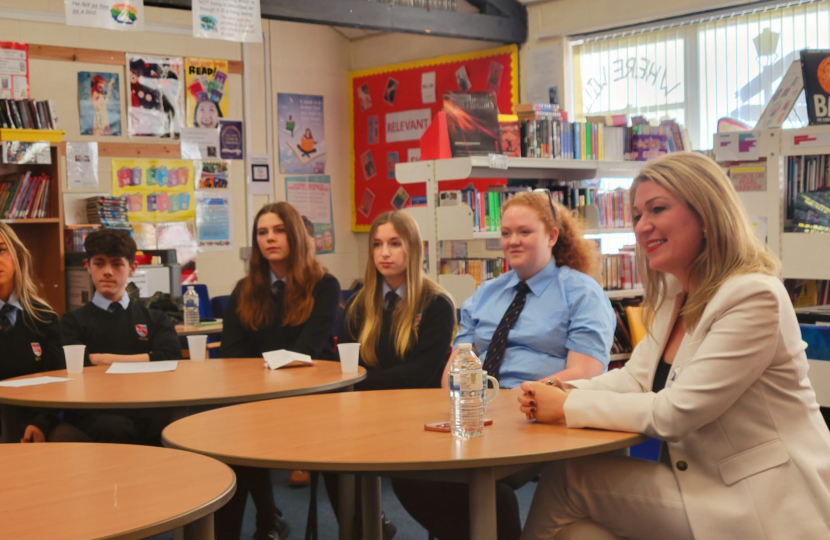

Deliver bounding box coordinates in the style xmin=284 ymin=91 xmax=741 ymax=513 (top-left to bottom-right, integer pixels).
xmin=145 ymin=0 xmax=527 ymax=43
xmin=28 ymin=44 xmax=243 ymax=74
xmin=97 ymin=142 xmax=182 ymax=159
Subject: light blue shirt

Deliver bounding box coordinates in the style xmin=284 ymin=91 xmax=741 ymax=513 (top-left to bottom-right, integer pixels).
xmin=0 ymin=292 xmax=22 ymax=327
xmin=91 ymin=291 xmax=130 ymax=312
xmin=455 ymin=258 xmax=616 ymax=389
xmin=381 ymin=281 xmax=406 ymax=309
xmin=270 ymin=271 xmax=286 ymax=292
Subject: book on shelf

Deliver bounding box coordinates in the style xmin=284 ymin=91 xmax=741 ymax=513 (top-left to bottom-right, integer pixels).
xmin=442 ymin=91 xmax=502 ymax=157
xmin=609 ymin=297 xmax=642 ymax=358
xmin=785 ymin=155 xmax=830 ymax=221
xmin=0 ymin=99 xmax=58 ymax=131
xmin=785 ymin=279 xmax=830 ymax=308
xmin=600 ymin=248 xmax=642 ymax=291
xmin=790 ymin=191 xmax=830 ymax=233
xmin=800 ymin=49 xmax=830 ymax=126
xmin=85 ymin=196 xmax=130 ymax=227
xmin=439 ymin=258 xmax=508 ymax=286
xmin=65 ymin=224 xmax=102 ymax=253
xmin=0 ymin=171 xmax=51 ymax=219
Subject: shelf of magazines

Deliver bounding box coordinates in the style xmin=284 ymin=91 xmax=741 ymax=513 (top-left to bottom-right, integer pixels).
xmin=713 ymin=126 xmax=830 ymax=281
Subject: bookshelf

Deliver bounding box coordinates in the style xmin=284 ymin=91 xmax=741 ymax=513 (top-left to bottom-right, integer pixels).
xmin=714 ymin=126 xmax=830 ymax=282
xmin=0 ymin=142 xmax=65 ymax=314
xmin=397 ymin=156 xmax=644 ymax=305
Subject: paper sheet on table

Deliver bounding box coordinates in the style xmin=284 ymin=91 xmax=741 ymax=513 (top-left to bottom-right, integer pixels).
xmin=263 ymin=350 xmax=312 ymax=370
xmin=0 ymin=376 xmax=73 ymax=388
xmin=106 ymin=361 xmax=179 ymax=374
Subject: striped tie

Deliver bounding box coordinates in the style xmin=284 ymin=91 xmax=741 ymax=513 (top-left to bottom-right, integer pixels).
xmin=0 ymin=303 xmax=13 ymax=333
xmin=483 ymin=281 xmax=530 ymax=378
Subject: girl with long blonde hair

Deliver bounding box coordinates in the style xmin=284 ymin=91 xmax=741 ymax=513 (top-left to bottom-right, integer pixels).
xmin=217 ymin=202 xmax=340 ymax=540
xmin=0 ymin=223 xmax=65 ymax=443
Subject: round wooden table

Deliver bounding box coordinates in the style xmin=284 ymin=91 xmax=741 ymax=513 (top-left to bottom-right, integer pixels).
xmin=0 ymin=443 xmax=235 ymax=540
xmin=0 ymin=359 xmax=366 ymax=442
xmin=162 ymin=388 xmax=646 ymax=540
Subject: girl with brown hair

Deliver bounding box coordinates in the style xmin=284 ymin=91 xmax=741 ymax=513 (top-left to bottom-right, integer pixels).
xmin=217 ymin=202 xmax=340 ymax=540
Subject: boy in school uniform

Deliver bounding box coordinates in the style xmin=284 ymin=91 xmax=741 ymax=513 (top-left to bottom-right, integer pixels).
xmin=61 ymin=229 xmax=182 ymax=445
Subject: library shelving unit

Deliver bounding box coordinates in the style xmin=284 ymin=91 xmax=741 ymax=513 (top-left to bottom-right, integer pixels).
xmin=396 ymin=156 xmax=645 ymax=305
xmin=0 ymin=142 xmax=65 ymax=314
xmin=714 ymin=125 xmax=830 ymax=280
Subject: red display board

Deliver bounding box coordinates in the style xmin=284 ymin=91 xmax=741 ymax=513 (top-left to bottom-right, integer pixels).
xmin=349 ymin=45 xmax=518 ymax=231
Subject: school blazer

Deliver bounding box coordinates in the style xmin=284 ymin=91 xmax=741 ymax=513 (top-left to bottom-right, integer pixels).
xmin=564 ymin=273 xmax=830 ymax=540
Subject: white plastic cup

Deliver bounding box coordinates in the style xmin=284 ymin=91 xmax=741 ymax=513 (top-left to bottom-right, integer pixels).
xmin=338 ymin=343 xmax=361 ymax=374
xmin=63 ymin=345 xmax=86 ymax=374
xmin=187 ymin=335 xmax=208 ymax=361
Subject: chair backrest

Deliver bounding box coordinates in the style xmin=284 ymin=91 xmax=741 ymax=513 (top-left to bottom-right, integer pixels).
xmin=211 ymin=295 xmax=231 ymax=319
xmin=190 ymin=284 xmax=212 ymax=319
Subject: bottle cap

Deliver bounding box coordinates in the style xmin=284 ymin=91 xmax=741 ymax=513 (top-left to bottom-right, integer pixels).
xmin=458 ymin=343 xmax=473 ymax=351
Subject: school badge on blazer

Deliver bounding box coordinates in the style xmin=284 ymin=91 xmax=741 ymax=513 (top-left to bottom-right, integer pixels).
xmin=31 ymin=343 xmax=42 ymax=359
xmin=135 ymin=324 xmax=148 ymax=338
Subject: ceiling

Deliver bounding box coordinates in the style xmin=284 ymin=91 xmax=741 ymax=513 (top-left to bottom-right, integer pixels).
xmin=331 ymin=0 xmax=481 ymax=41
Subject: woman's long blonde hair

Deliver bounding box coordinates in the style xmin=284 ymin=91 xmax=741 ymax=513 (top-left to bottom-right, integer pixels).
xmin=237 ymin=202 xmax=325 ymax=330
xmin=630 ymin=152 xmax=779 ymax=332
xmin=502 ymin=192 xmax=598 ymax=275
xmin=345 ymin=211 xmax=452 ymax=367
xmin=0 ymin=223 xmax=55 ymax=328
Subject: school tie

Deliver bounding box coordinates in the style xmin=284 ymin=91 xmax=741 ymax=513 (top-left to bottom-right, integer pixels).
xmin=384 ymin=290 xmax=400 ymax=313
xmin=108 ymin=302 xmax=124 ymax=314
xmin=272 ymin=280 xmax=286 ymax=303
xmin=0 ymin=303 xmax=14 ymax=333
xmin=483 ymin=281 xmax=530 ymax=378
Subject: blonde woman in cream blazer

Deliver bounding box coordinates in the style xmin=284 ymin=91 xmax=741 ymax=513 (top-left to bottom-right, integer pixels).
xmin=518 ymin=153 xmax=830 ymax=540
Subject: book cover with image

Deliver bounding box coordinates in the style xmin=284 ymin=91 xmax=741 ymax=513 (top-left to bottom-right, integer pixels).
xmin=443 ymin=92 xmax=502 ymax=157
xmin=800 ymin=49 xmax=830 ymax=126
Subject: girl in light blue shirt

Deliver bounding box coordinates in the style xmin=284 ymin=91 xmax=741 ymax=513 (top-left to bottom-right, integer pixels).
xmin=442 ymin=190 xmax=616 ymax=390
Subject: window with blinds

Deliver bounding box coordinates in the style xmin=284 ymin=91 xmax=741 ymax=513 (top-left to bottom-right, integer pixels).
xmin=571 ymin=1 xmax=830 ymax=149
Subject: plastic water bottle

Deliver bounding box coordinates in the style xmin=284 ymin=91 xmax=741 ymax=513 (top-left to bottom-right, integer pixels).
xmin=449 ymin=343 xmax=485 ymax=439
xmin=183 ymin=286 xmax=200 ymax=327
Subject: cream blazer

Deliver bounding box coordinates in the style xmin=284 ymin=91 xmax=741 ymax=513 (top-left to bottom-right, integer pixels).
xmin=564 ymin=273 xmax=830 ymax=540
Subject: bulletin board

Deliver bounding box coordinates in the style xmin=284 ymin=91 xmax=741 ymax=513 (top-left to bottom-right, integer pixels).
xmin=349 ymin=45 xmax=518 ymax=231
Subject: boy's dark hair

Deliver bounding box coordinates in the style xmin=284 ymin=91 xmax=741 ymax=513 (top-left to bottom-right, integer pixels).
xmin=84 ymin=229 xmax=137 ymax=264
xmin=301 ymin=215 xmax=314 ymax=238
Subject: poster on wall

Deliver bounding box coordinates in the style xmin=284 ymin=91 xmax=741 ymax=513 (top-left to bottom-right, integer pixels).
xmin=192 ymin=0 xmax=262 ymax=43
xmin=157 ymin=222 xmax=197 ymax=283
xmin=185 ymin=58 xmax=229 ymax=128
xmin=78 ymin=72 xmax=121 ymax=136
xmin=349 ymin=45 xmax=518 ymax=230
xmin=64 ymin=0 xmax=144 ymax=31
xmin=219 ymin=119 xmax=244 ymax=159
xmin=195 ymin=192 xmax=232 ymax=250
xmin=285 ymin=175 xmax=334 ymax=254
xmin=127 ymin=55 xmax=184 ymax=139
xmin=198 ymin=161 xmax=230 ymax=189
xmin=111 ymin=158 xmax=196 ymax=222
xmin=277 ymin=93 xmax=326 ymax=174
xmin=66 ymin=142 xmax=99 ymax=190
xmin=0 ymin=42 xmax=29 ymax=99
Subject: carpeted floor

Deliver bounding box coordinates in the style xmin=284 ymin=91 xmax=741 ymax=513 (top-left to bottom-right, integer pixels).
xmin=146 ymin=468 xmax=537 ymax=540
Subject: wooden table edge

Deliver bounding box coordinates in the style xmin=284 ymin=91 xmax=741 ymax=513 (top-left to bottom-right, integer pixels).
xmin=0 ymin=370 xmax=367 ymax=409
xmin=161 ymin=432 xmax=648 ymax=472
xmin=97 ymin=470 xmax=237 ymax=540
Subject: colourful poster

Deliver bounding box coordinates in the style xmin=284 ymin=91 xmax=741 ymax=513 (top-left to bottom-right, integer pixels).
xmin=0 ymin=42 xmax=29 ymax=99
xmin=277 ymin=93 xmax=326 ymax=174
xmin=219 ymin=119 xmax=244 ymax=160
xmin=197 ymin=161 xmax=229 ymax=189
xmin=196 ymin=192 xmax=232 ymax=250
xmin=112 ymin=158 xmax=196 ymax=222
xmin=78 ymin=72 xmax=121 ymax=136
xmin=285 ymin=175 xmax=334 ymax=254
xmin=185 ymin=58 xmax=229 ymax=128
xmin=65 ymin=0 xmax=144 ymax=31
xmin=192 ymin=0 xmax=262 ymax=43
xmin=127 ymin=55 xmax=184 ymax=138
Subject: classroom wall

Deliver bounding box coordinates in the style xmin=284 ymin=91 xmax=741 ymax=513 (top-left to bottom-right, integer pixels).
xmin=268 ymin=21 xmax=361 ymax=288
xmin=0 ymin=0 xmax=262 ymax=298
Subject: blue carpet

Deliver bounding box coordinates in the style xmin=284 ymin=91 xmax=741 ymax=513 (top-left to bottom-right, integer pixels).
xmin=146 ymin=469 xmax=537 ymax=539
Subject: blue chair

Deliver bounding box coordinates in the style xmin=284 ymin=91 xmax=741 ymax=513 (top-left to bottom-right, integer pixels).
xmin=211 ymin=295 xmax=230 ymax=319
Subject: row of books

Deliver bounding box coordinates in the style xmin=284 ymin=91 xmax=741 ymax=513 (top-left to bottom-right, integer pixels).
xmin=0 ymin=99 xmax=59 ymax=131
xmin=609 ymin=298 xmax=643 ymax=359
xmin=785 ymin=279 xmax=830 ymax=307
xmin=439 ymin=258 xmax=508 ymax=286
xmin=788 ymin=191 xmax=830 ymax=233
xmin=438 ymin=186 xmax=530 ymax=233
xmin=0 ymin=172 xmax=51 ymax=219
xmin=595 ymin=188 xmax=633 ymax=230
xmin=599 ymin=251 xmax=642 ymax=291
xmin=785 ymin=155 xmax=830 ymax=220
xmin=64 ymin=224 xmax=101 ymax=253
xmin=86 ymin=196 xmax=130 ymax=227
